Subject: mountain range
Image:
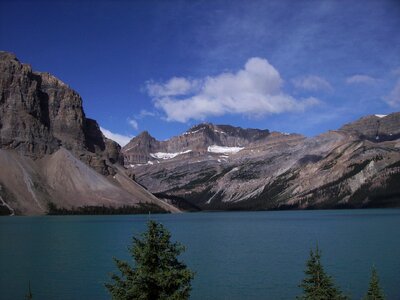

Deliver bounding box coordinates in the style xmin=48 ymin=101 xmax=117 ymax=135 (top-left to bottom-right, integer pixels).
xmin=123 ymin=116 xmax=400 ymax=211
xmin=1 ymin=51 xmax=399 ymax=215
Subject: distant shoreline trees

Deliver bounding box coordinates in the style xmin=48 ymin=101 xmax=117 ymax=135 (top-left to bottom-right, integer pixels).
xmin=47 ymin=202 xmax=167 ymax=215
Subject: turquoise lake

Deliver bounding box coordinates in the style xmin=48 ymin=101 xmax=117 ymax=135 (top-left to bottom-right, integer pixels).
xmin=0 ymin=209 xmax=399 ymax=299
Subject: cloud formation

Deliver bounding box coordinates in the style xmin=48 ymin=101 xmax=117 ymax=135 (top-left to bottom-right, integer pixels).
xmin=146 ymin=57 xmax=319 ymax=122
xmin=146 ymin=77 xmax=198 ymax=97
xmin=292 ymin=75 xmax=333 ymax=91
xmin=346 ymin=74 xmax=377 ymax=85
xmin=392 ymin=67 xmax=400 ymax=76
xmin=100 ymin=127 xmax=133 ymax=147
xmin=383 ymin=79 xmax=400 ymax=107
xmin=128 ymin=118 xmax=139 ymax=130
xmin=138 ymin=109 xmax=157 ymax=118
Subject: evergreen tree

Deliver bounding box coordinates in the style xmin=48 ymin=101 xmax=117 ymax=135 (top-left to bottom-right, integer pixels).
xmin=364 ymin=267 xmax=385 ymax=300
xmin=106 ymin=220 xmax=194 ymax=300
xmin=25 ymin=281 xmax=33 ymax=300
xmin=298 ymin=246 xmax=347 ymax=300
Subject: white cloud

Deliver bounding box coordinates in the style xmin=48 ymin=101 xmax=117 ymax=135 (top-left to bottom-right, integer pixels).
xmin=292 ymin=75 xmax=333 ymax=91
xmin=392 ymin=67 xmax=400 ymax=76
xmin=147 ymin=57 xmax=319 ymax=123
xmin=383 ymin=79 xmax=400 ymax=107
xmin=138 ymin=109 xmax=156 ymax=118
xmin=146 ymin=77 xmax=199 ymax=97
xmin=100 ymin=127 xmax=133 ymax=147
xmin=128 ymin=118 xmax=139 ymax=130
xmin=346 ymin=74 xmax=377 ymax=85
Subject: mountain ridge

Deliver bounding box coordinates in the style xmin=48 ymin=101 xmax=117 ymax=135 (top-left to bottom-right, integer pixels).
xmin=123 ymin=113 xmax=400 ymax=210
xmin=1 ymin=51 xmax=399 ymax=214
xmin=0 ymin=51 xmax=178 ymax=215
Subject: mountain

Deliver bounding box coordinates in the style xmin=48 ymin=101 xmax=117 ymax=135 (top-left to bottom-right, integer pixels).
xmin=3 ymin=51 xmax=398 ymax=215
xmin=0 ymin=51 xmax=178 ymax=215
xmin=123 ymin=114 xmax=400 ymax=210
xmin=123 ymin=123 xmax=271 ymax=165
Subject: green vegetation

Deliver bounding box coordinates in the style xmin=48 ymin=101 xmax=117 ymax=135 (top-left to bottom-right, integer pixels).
xmin=25 ymin=281 xmax=33 ymax=300
xmin=153 ymin=192 xmax=201 ymax=212
xmin=298 ymin=246 xmax=347 ymax=299
xmin=364 ymin=267 xmax=385 ymax=300
xmin=298 ymin=246 xmax=387 ymax=300
xmin=106 ymin=220 xmax=194 ymax=300
xmin=47 ymin=202 xmax=167 ymax=215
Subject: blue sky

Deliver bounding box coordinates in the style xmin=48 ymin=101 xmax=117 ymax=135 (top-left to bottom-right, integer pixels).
xmin=1 ymin=0 xmax=400 ymax=145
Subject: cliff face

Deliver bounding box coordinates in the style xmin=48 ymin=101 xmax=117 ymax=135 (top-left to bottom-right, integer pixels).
xmin=340 ymin=114 xmax=400 ymax=142
xmin=123 ymin=123 xmax=271 ymax=164
xmin=123 ymin=114 xmax=400 ymax=210
xmin=0 ymin=52 xmax=178 ymax=215
xmin=0 ymin=51 xmax=121 ymax=175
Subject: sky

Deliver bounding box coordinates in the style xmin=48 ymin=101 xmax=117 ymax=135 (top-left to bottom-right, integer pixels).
xmin=1 ymin=0 xmax=400 ymax=146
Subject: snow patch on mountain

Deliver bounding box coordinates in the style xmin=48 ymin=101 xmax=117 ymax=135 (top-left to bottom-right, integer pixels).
xmin=183 ymin=128 xmax=204 ymax=135
xmin=213 ymin=130 xmax=226 ymax=134
xmin=375 ymin=114 xmax=387 ymax=118
xmin=150 ymin=150 xmax=192 ymax=159
xmin=207 ymin=145 xmax=244 ymax=154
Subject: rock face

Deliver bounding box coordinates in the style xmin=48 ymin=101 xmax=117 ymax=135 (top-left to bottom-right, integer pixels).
xmin=340 ymin=114 xmax=400 ymax=142
xmin=0 ymin=51 xmax=121 ymax=175
xmin=123 ymin=123 xmax=271 ymax=165
xmin=0 ymin=51 xmax=178 ymax=215
xmin=123 ymin=113 xmax=400 ymax=210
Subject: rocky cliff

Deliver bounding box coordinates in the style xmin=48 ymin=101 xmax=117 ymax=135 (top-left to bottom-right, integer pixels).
xmin=123 ymin=114 xmax=400 ymax=210
xmin=0 ymin=51 xmax=178 ymax=215
xmin=123 ymin=123 xmax=271 ymax=165
xmin=0 ymin=51 xmax=122 ymax=174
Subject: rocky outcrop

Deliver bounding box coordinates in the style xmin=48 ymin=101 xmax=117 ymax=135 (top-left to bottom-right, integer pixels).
xmin=0 ymin=51 xmax=122 ymax=175
xmin=0 ymin=51 xmax=178 ymax=215
xmin=123 ymin=123 xmax=270 ymax=165
xmin=340 ymin=113 xmax=400 ymax=142
xmin=124 ymin=114 xmax=400 ymax=210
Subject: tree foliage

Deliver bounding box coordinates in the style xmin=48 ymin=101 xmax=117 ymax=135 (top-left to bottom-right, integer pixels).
xmin=25 ymin=281 xmax=33 ymax=300
xmin=298 ymin=246 xmax=347 ymax=300
xmin=364 ymin=267 xmax=385 ymax=300
xmin=106 ymin=220 xmax=194 ymax=300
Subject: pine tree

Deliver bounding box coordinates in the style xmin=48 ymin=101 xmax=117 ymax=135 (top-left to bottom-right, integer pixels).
xmin=106 ymin=220 xmax=194 ymax=300
xmin=364 ymin=267 xmax=385 ymax=300
xmin=25 ymin=281 xmax=33 ymax=300
xmin=298 ymin=246 xmax=347 ymax=300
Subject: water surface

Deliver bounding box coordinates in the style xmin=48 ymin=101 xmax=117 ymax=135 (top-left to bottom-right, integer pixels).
xmin=1 ymin=209 xmax=399 ymax=299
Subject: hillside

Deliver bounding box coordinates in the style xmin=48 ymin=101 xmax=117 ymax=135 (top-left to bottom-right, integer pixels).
xmin=0 ymin=51 xmax=178 ymax=215
xmin=123 ymin=114 xmax=400 ymax=210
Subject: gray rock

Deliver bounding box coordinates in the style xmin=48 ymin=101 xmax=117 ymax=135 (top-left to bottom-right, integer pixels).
xmin=0 ymin=51 xmax=177 ymax=215
xmin=124 ymin=115 xmax=400 ymax=210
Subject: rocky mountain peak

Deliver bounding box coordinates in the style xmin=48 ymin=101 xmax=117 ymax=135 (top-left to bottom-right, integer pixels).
xmin=137 ymin=130 xmax=154 ymax=140
xmin=185 ymin=122 xmax=270 ymax=141
xmin=0 ymin=52 xmax=178 ymax=215
xmin=0 ymin=51 xmax=121 ymax=175
xmin=123 ymin=122 xmax=273 ymax=165
xmin=187 ymin=122 xmax=213 ymax=132
xmin=130 ymin=112 xmax=400 ymax=212
xmin=0 ymin=51 xmax=18 ymax=61
xmin=123 ymin=131 xmax=156 ymax=151
xmin=340 ymin=112 xmax=400 ymax=141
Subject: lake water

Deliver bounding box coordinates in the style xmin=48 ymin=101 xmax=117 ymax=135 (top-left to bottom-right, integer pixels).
xmin=0 ymin=209 xmax=399 ymax=300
